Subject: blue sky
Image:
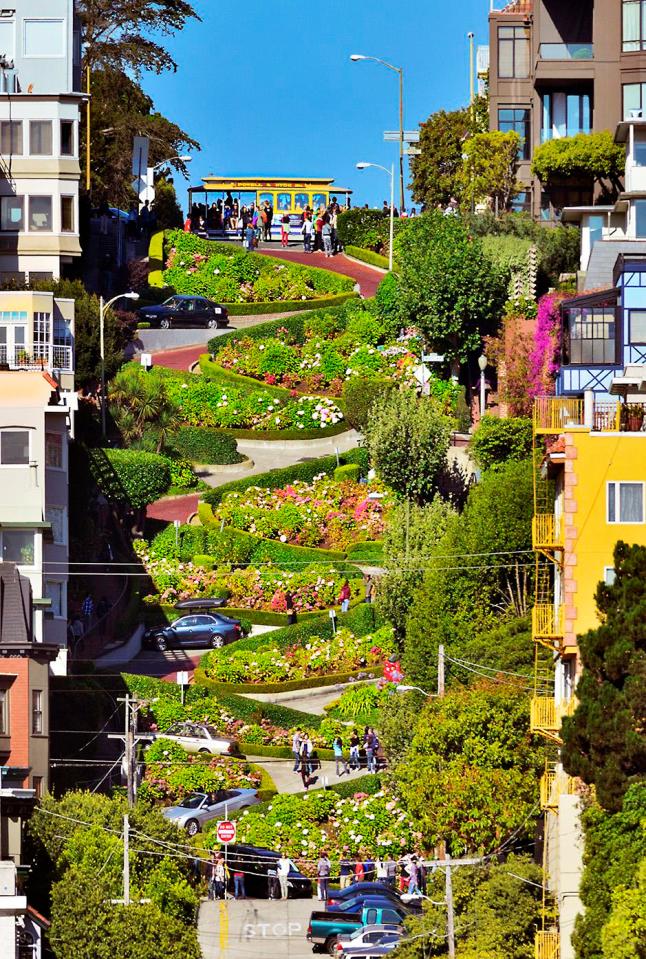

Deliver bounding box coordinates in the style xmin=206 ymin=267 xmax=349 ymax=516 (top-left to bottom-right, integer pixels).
xmin=142 ymin=0 xmax=490 ymax=210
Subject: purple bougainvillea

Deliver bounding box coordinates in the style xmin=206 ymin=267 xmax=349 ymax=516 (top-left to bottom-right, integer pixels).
xmin=527 ymin=293 xmax=563 ymax=398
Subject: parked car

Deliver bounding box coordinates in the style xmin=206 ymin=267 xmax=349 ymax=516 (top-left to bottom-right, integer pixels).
xmin=334 ymin=924 xmax=403 ymax=953
xmin=153 ymin=721 xmax=237 ymax=755
xmin=224 ymin=844 xmax=312 ymax=899
xmin=137 ymin=295 xmax=228 ymax=329
xmin=340 ymin=944 xmax=400 ymax=958
xmin=162 ymin=789 xmax=259 ymax=836
xmin=308 ymin=905 xmax=407 ymax=956
xmin=327 ymin=883 xmax=409 ymax=908
xmin=328 ymin=896 xmax=413 ymax=915
xmin=143 ymin=613 xmax=243 ymax=651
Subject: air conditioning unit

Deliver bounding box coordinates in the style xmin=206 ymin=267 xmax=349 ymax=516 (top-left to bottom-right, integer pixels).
xmin=630 ymin=109 xmax=643 ymax=119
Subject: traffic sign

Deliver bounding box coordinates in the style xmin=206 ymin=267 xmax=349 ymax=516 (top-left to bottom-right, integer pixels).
xmin=384 ymin=130 xmax=420 ymax=142
xmin=216 ymin=820 xmax=236 ymax=844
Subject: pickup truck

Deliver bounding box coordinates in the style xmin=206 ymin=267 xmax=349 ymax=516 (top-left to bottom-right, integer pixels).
xmin=307 ymin=904 xmax=407 ymax=956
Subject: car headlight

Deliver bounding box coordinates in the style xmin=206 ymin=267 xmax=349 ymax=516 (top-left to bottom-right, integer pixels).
xmin=144 ymin=314 xmax=157 ymax=320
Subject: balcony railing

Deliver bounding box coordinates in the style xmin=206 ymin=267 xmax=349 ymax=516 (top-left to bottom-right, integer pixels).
xmin=540 ymin=767 xmax=576 ymax=812
xmin=0 ymin=344 xmax=73 ymax=373
xmin=532 ymin=604 xmax=564 ymax=641
xmin=535 ymin=930 xmax=560 ymax=959
xmin=534 ymin=397 xmax=646 ymax=434
xmin=539 ymin=43 xmax=593 ymax=61
xmin=534 ymin=398 xmax=584 ymax=433
xmin=533 ymin=514 xmax=564 ymax=550
xmin=530 ymin=697 xmax=576 ymax=742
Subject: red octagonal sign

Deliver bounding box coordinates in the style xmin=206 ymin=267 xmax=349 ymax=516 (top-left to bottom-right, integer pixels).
xmin=216 ymin=820 xmax=236 ymax=844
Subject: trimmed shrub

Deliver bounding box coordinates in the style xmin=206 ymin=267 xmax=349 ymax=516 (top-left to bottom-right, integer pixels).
xmin=195 ymin=666 xmax=384 ymax=696
xmin=169 ymin=428 xmax=243 ymax=465
xmin=225 ymin=293 xmax=357 ymax=315
xmin=342 ymin=377 xmax=395 ymax=432
xmin=334 ymin=463 xmax=361 ymax=483
xmin=162 ymin=455 xmax=198 ymax=490
xmin=344 ymin=245 xmax=391 ymax=270
xmin=89 ymin=447 xmax=170 ymax=508
xmin=198 ymin=357 xmax=289 ymax=399
xmin=337 ymin=208 xmax=408 ymax=253
xmin=346 ymin=541 xmax=384 ymax=565
xmin=375 ymin=272 xmax=404 ymax=340
xmin=148 ymin=231 xmax=165 ymax=287
xmin=469 ymin=415 xmax=533 ymax=472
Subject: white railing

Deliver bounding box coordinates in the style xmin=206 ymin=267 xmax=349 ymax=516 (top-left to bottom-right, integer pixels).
xmin=0 ymin=344 xmax=73 ymax=373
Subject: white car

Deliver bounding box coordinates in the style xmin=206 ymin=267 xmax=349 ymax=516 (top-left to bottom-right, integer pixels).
xmin=155 ymin=722 xmax=237 ymax=755
xmin=335 ymin=925 xmax=403 ymax=954
xmin=162 ymin=789 xmax=260 ymax=836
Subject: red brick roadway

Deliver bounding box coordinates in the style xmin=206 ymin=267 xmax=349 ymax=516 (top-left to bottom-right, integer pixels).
xmin=258 ymin=248 xmax=383 ymax=298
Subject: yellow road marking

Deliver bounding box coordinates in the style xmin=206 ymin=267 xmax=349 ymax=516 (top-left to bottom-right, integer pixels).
xmin=219 ymin=899 xmax=228 ymax=957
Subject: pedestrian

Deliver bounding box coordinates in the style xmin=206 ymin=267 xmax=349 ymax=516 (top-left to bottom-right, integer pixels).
xmin=376 ymin=856 xmax=388 ymax=884
xmin=233 ymin=866 xmax=246 ymax=899
xmin=285 ymin=590 xmax=296 ymax=626
xmin=364 ymin=854 xmax=375 ymax=882
xmin=385 ymin=854 xmax=397 ymax=888
xmin=244 ymin=221 xmax=255 ymax=252
xmin=317 ymin=852 xmax=331 ymax=901
xmin=292 ymin=729 xmax=302 ymax=772
xmin=418 ymin=857 xmax=427 ymax=896
xmin=267 ymin=862 xmax=279 ymax=900
xmin=349 ymin=729 xmax=360 ymax=770
xmin=364 ymin=575 xmax=373 ymax=604
xmin=322 ymin=218 xmax=333 ymax=257
xmin=277 ymin=852 xmax=294 ymax=900
xmin=353 ymin=857 xmax=365 ymax=884
xmin=301 ymin=214 xmax=313 ymax=253
xmin=339 ymin=849 xmax=353 ymax=890
xmin=407 ymin=856 xmax=420 ymax=896
xmin=398 ymin=857 xmax=409 ymax=894
xmin=300 ymin=733 xmax=312 ymax=789
xmin=338 ymin=579 xmax=351 ymax=614
xmin=265 ymin=200 xmax=274 ymax=240
xmin=70 ymin=616 xmax=84 ymax=650
xmin=82 ymin=594 xmax=94 ymax=629
xmin=314 ymin=211 xmax=324 ymax=251
xmin=207 ymin=854 xmax=217 ymax=900
xmin=281 ymin=213 xmax=291 ymax=247
xmin=214 ymin=855 xmax=228 ymax=899
xmin=364 ymin=727 xmax=377 ymax=774
xmin=333 ymin=736 xmax=349 ymax=777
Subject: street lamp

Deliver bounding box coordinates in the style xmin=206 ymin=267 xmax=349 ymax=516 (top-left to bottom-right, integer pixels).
xmin=396 ymin=684 xmax=435 ymax=697
xmin=350 ymin=54 xmax=405 ymax=213
xmin=152 ymin=155 xmax=192 ymax=172
xmin=356 ymin=162 xmax=394 ymax=272
xmin=99 ymin=293 xmax=140 ymax=439
xmin=478 ymin=353 xmax=488 ymax=419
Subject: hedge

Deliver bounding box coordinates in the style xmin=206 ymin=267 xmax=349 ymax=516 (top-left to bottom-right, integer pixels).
xmin=212 ymin=420 xmax=350 ymax=442
xmin=344 ymin=245 xmax=391 ymax=271
xmin=346 ymin=541 xmax=385 ymax=565
xmin=198 ymin=356 xmax=290 ymax=399
xmin=195 ymin=666 xmax=384 ymax=696
xmin=233 ymin=774 xmax=384 ymax=820
xmin=225 ymin=292 xmax=358 ymax=315
xmin=333 ymin=463 xmax=360 ymax=483
xmin=89 ymin=447 xmax=171 ymax=508
xmin=202 ymin=447 xmax=368 ymax=508
xmin=148 ymin=230 xmax=164 ymax=287
xmin=239 ymin=742 xmax=335 ymax=762
xmin=342 ymin=376 xmax=395 ymax=432
xmin=169 ymin=427 xmax=243 ymax=465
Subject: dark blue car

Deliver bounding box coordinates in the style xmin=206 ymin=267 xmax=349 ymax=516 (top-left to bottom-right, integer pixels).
xmin=137 ymin=295 xmax=228 ymax=329
xmin=144 ymin=613 xmax=242 ymax=651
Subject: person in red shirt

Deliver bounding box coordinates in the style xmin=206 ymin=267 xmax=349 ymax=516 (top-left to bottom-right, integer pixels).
xmin=353 ymin=858 xmax=365 ymax=884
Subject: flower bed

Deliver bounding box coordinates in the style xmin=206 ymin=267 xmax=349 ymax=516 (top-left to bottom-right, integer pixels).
xmin=161 ymin=230 xmax=354 ymax=303
xmin=212 ymin=475 xmax=392 ymax=551
xmin=132 ymin=542 xmax=360 ymax=612
xmin=207 ymin=789 xmax=421 ymax=876
xmin=202 ymin=626 xmax=395 ymax=685
xmin=139 ymin=738 xmax=261 ymax=805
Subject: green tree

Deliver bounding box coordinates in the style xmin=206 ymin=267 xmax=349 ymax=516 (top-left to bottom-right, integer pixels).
xmin=561 ymin=542 xmax=646 ymax=812
xmin=410 ymin=98 xmax=488 ymax=209
xmin=395 ymin=213 xmax=507 ymax=372
xmin=365 ymin=391 xmax=451 ymax=504
xmin=153 ymin=176 xmax=184 ymax=230
xmin=601 ymin=858 xmax=646 ymax=959
xmin=387 ymin=682 xmax=542 ymax=855
xmin=531 ymin=131 xmax=624 ymax=192
xmin=469 ymin=415 xmax=533 ymax=472
xmin=457 ymin=130 xmax=522 ymax=211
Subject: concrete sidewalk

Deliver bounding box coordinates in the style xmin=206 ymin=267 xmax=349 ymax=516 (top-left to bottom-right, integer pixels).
xmin=199 ymin=897 xmax=315 ymax=959
xmin=245 ymin=757 xmax=369 ymax=795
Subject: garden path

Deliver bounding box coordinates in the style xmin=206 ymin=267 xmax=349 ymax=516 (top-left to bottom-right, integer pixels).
xmin=257 ymin=247 xmax=383 ymax=298
xmin=243 ymin=757 xmax=368 ymax=796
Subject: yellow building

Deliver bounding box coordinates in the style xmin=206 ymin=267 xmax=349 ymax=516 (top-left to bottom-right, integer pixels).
xmin=531 ymin=394 xmax=646 ymax=959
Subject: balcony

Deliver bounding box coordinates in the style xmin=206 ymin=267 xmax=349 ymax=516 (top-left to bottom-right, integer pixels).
xmin=532 ymin=604 xmax=564 ymax=644
xmin=530 ymin=697 xmax=576 ymax=743
xmin=535 ymin=397 xmax=646 ymax=434
xmin=533 ymin=515 xmax=564 ymax=551
xmin=540 ymin=767 xmax=576 ymax=812
xmin=538 ymin=43 xmax=593 ymax=61
xmin=535 ymin=930 xmax=560 ymax=959
xmin=0 ymin=344 xmax=73 ymax=374
xmin=534 ymin=397 xmax=584 ymax=434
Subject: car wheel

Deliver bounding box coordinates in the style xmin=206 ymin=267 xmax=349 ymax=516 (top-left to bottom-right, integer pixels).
xmin=325 ymin=937 xmax=339 ymax=956
xmin=198 ymin=748 xmax=211 ymax=754
xmin=185 ymin=819 xmax=200 ymax=837
xmin=160 ymin=317 xmax=171 ymax=329
xmin=157 ymin=637 xmax=167 ymax=652
xmin=210 ymin=633 xmax=224 ymax=649
xmin=207 ymin=317 xmax=218 ymax=329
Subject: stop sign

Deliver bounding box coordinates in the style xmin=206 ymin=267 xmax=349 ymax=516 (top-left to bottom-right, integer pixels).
xmin=216 ymin=820 xmax=236 ymax=844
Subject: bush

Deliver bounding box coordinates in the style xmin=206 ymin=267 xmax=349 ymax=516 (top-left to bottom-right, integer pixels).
xmin=196 ymin=667 xmax=385 ymax=696
xmin=226 ymin=293 xmax=357 ymax=315
xmin=334 ymin=463 xmax=361 ymax=483
xmin=344 ymin=245 xmax=391 ymax=270
xmin=89 ymin=447 xmax=171 ymax=508
xmin=162 ymin=455 xmax=197 ymax=490
xmin=342 ymin=377 xmax=395 ymax=431
xmin=375 ymin=272 xmax=404 ymax=339
xmin=337 ymin=208 xmax=408 ymax=254
xmin=148 ymin=231 xmax=165 ymax=287
xmin=469 ymin=415 xmax=533 ymax=472
xmin=169 ymin=428 xmax=243 ymax=465
xmin=346 ymin=541 xmax=384 ymax=565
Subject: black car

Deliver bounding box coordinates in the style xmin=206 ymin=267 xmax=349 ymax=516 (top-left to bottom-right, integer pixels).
xmin=327 ymin=882 xmax=409 ymax=909
xmin=223 ymin=844 xmax=312 ymax=899
xmin=328 ymin=896 xmax=412 ymax=916
xmin=143 ymin=612 xmax=242 ymax=651
xmin=137 ymin=295 xmax=228 ymax=329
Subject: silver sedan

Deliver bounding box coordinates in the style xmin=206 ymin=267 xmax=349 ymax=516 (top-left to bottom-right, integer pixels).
xmin=162 ymin=789 xmax=260 ymax=836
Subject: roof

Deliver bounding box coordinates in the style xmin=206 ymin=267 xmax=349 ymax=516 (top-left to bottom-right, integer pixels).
xmin=495 ymin=0 xmax=533 ymax=14
xmin=0 ymin=372 xmax=57 ymax=407
xmin=0 ymin=562 xmax=32 ymax=646
xmin=191 ymin=176 xmax=352 ymax=194
xmin=561 ymin=205 xmax=613 ymax=223
xmin=615 ymin=118 xmax=646 ymax=143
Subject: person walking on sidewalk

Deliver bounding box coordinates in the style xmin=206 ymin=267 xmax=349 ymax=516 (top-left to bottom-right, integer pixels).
xmin=317 ymin=853 xmax=331 ymax=901
xmin=339 ymin=849 xmax=353 ymax=890
xmin=349 ymin=729 xmax=360 ymax=770
xmin=338 ymin=579 xmax=351 ymax=614
xmin=333 ymin=736 xmax=349 ymax=776
xmin=277 ymin=852 xmax=295 ymax=900
xmin=233 ymin=867 xmax=246 ymax=899
xmin=299 ymin=733 xmax=312 ymax=789
xmin=292 ymin=729 xmax=302 ymax=772
xmin=301 ymin=214 xmax=313 ymax=253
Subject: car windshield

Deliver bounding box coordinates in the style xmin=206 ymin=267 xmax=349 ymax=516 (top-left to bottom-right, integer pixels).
xmin=178 ymin=794 xmax=205 ymax=809
xmin=163 ymin=297 xmax=179 ymax=308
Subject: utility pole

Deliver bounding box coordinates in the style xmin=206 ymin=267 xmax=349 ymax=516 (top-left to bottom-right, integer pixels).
xmin=123 ymin=815 xmax=130 ymax=905
xmin=438 ymin=644 xmax=445 ymax=697
xmin=109 ymin=695 xmax=153 ymax=807
xmin=445 ymin=855 xmax=456 ymax=959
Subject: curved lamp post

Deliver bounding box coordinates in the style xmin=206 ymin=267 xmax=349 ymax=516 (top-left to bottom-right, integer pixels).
xmin=100 ymin=292 xmax=140 ymax=438
xmin=356 ymin=162 xmax=394 ymax=271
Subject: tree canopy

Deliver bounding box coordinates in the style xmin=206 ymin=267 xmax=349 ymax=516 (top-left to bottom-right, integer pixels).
xmin=456 ymin=130 xmax=522 ymax=211
xmin=394 ymin=212 xmax=508 ymax=370
xmin=561 ymin=542 xmax=646 ymax=812
xmin=531 ymin=131 xmax=624 ymax=188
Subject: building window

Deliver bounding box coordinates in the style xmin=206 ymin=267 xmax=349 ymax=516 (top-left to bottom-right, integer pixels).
xmin=61 ymin=196 xmax=74 ymax=233
xmin=623 ymin=1 xmax=646 ymax=51
xmin=28 ymin=196 xmax=52 ymax=232
xmin=0 ymin=689 xmax=8 ymax=735
xmin=32 ymin=690 xmax=43 ymax=735
xmin=0 ymin=120 xmax=22 ymax=155
xmin=45 ymin=432 xmax=63 ymax=469
xmin=45 ymin=580 xmax=64 ymax=618
xmin=629 ymin=310 xmax=646 ymax=343
xmin=607 ymin=482 xmax=644 ymax=523
xmin=23 ymin=19 xmax=65 ymax=57
xmin=32 ymin=776 xmax=43 ymax=799
xmin=45 ymin=506 xmax=66 ymax=546
xmin=565 ymin=307 xmax=617 ymax=365
xmin=60 ymin=120 xmax=74 ymax=156
xmin=542 ymin=93 xmax=591 ymax=141
xmin=2 ymin=531 xmax=35 ymax=565
xmin=498 ymin=25 xmax=530 ymax=79
xmin=0 ymin=430 xmax=29 ymax=464
xmin=604 ymin=566 xmax=617 ymax=586
xmin=623 ymin=82 xmax=646 ymax=118
xmin=636 ymin=199 xmax=646 ymax=237
xmin=0 ymin=21 xmax=15 ymax=62
xmin=498 ymin=108 xmax=531 ymax=159
xmin=29 ymin=120 xmax=52 ymax=156
xmin=0 ymin=196 xmax=24 ymax=232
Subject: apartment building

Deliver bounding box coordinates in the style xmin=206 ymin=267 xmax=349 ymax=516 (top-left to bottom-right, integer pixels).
xmin=0 ymin=1 xmax=83 ymax=283
xmin=489 ymin=0 xmax=646 ymax=218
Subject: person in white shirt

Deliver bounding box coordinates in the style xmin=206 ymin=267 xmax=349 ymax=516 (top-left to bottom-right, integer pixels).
xmin=277 ymin=853 xmax=295 ymax=900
